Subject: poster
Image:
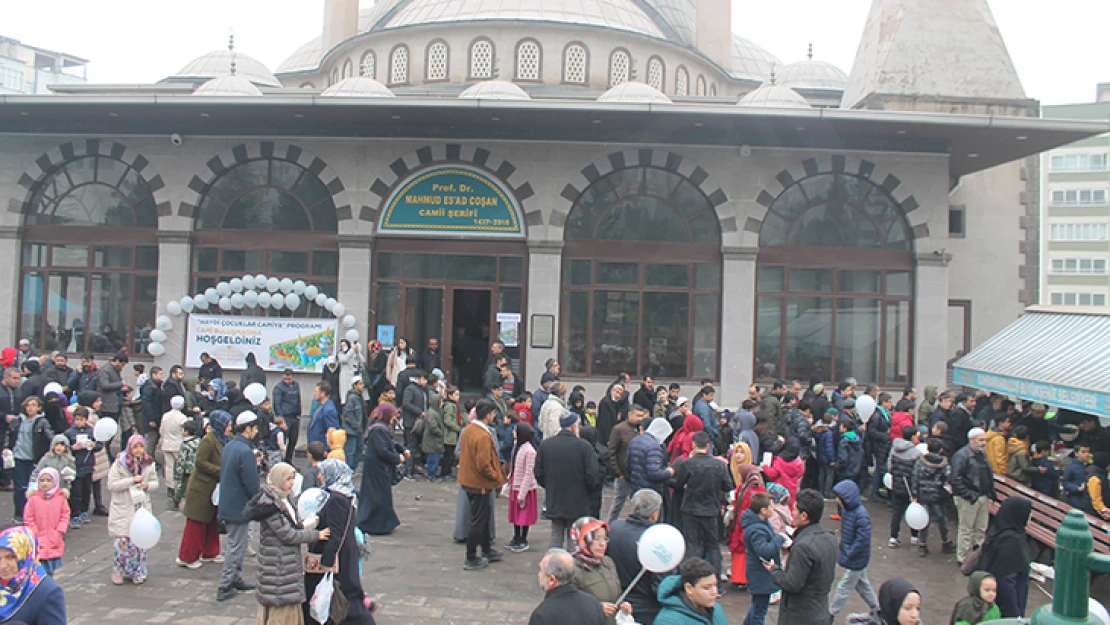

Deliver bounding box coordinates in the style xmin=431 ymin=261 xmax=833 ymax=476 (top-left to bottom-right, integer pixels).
xmin=497 ymin=313 xmax=520 ymax=347
xmin=376 ymin=325 xmax=395 ymax=349
xmin=186 ymin=314 xmax=338 ymax=373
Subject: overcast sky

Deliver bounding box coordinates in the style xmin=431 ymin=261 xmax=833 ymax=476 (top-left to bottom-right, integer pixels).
xmin=4 ymin=0 xmax=1107 ymax=105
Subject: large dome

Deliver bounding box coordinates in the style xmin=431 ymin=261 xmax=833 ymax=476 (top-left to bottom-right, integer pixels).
xmin=174 ymin=50 xmax=281 ymax=88
xmin=729 ymin=35 xmax=780 ymax=83
xmin=777 ymin=59 xmax=848 ymax=91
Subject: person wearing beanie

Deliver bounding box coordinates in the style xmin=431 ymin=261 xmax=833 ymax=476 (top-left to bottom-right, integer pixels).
xmin=950 ymin=427 xmax=994 ymax=565
xmin=159 ymin=396 xmax=189 ymax=509
xmin=535 ymin=406 xmax=599 ymax=550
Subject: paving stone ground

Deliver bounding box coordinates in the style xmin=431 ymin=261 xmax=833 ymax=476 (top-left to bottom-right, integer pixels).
xmin=6 ymin=472 xmax=1105 ymax=624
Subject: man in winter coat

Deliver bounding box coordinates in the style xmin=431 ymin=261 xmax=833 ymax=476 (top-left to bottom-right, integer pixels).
xmin=948 ymin=393 xmax=977 ymax=451
xmin=606 ymin=404 xmax=646 ymax=522
xmin=217 ymin=412 xmax=261 ymax=602
xmin=198 ymin=352 xmax=223 ymax=386
xmin=787 ymin=402 xmax=814 ymax=462
xmin=691 ymin=387 xmax=718 ymax=446
xmin=887 ymin=426 xmax=922 ymax=547
xmin=20 ymin=360 xmax=48 ymax=401
xmin=43 ymin=352 xmax=78 ymax=394
xmin=596 ymin=384 xmax=625 ymax=452
xmin=306 ymin=382 xmax=340 ymax=446
xmin=929 ymin=391 xmax=953 ymax=428
xmin=628 ymin=418 xmax=674 ymax=497
xmin=0 ymin=368 xmax=23 ymax=488
xmin=609 ymin=490 xmax=668 ymax=625
xmin=765 ymin=488 xmax=838 ymax=624
xmin=916 ymin=386 xmax=937 ymax=427
xmin=632 ymin=376 xmax=656 ymax=412
xmin=457 ymin=398 xmax=507 ymax=571
xmin=836 ymin=418 xmax=863 ymax=484
xmin=950 ymin=427 xmax=995 ymax=564
xmin=912 ymin=438 xmax=955 ymax=557
xmin=828 ymin=481 xmax=880 ymax=619
xmin=272 ymin=369 xmax=301 ymax=464
xmin=984 ymin=412 xmax=1016 ymax=474
xmin=238 ymin=352 xmax=266 ymax=390
xmin=895 ymin=387 xmax=916 ymax=414
xmin=76 ymin=354 xmax=99 ymax=394
xmin=341 ymin=378 xmax=367 ymax=470
xmin=140 ymin=366 xmax=165 ymax=464
xmin=402 ymin=371 xmax=430 ymax=470
xmin=529 ymin=549 xmax=605 ymax=625
xmin=866 ymin=394 xmax=893 ymax=499
xmin=673 ymin=431 xmax=734 ymax=579
xmin=535 ymin=410 xmax=599 ymax=550
xmin=760 ymin=381 xmax=784 ymax=436
xmin=96 ymin=352 xmax=128 ymax=420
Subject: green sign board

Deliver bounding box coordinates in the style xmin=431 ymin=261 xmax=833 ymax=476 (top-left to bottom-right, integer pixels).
xmin=381 ymin=167 xmax=522 ymax=234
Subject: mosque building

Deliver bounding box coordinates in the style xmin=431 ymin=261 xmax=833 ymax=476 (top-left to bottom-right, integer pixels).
xmin=0 ymin=0 xmax=1105 ymax=401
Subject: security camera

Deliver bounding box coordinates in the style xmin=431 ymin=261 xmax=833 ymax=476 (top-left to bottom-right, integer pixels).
xmin=170 ymin=133 xmax=184 ymax=147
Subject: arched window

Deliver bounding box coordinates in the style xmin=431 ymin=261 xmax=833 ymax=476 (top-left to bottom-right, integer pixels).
xmin=755 ymin=172 xmax=914 ymax=385
xmin=562 ymin=165 xmax=722 ymax=379
xmin=330 ymin=68 xmax=339 ymax=86
xmin=515 ymin=39 xmax=541 ymax=81
xmin=675 ymin=66 xmax=689 ymax=96
xmin=646 ymin=56 xmax=665 ymax=91
xmin=469 ymin=39 xmax=494 ymax=79
xmin=389 ymin=45 xmax=409 ymax=85
xmin=192 ymin=156 xmax=340 ymax=309
xmin=341 ymin=59 xmax=353 ymax=79
xmin=426 ymin=40 xmax=449 ymax=81
xmin=709 ymin=84 xmax=717 ymax=97
xmin=299 ymin=82 xmax=315 ymax=89
xmin=563 ymin=43 xmax=588 ymax=84
xmin=21 ymin=154 xmax=159 ymax=354
xmin=359 ymin=50 xmax=376 ymax=79
xmin=609 ymin=49 xmax=631 ymax=87
xmin=695 ymin=74 xmax=706 ymax=96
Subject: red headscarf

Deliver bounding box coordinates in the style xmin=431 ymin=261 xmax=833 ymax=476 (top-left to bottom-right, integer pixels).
xmin=0 ymin=348 xmax=15 ymax=370
xmin=667 ymin=414 xmax=704 ymax=462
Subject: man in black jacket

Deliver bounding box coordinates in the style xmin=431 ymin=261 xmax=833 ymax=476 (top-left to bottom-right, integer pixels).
xmin=765 ymin=488 xmax=838 ymax=624
xmin=44 ymin=352 xmax=78 ymax=395
xmin=238 ymin=352 xmax=266 ymax=390
xmin=673 ymin=431 xmax=733 ymax=582
xmin=0 ymin=368 xmax=23 ymax=489
xmin=198 ymin=352 xmax=223 ymax=385
xmin=632 ymin=376 xmax=656 ymax=412
xmin=272 ymin=369 xmax=301 ymax=464
xmin=140 ymin=366 xmax=165 ymax=467
xmin=529 ymin=549 xmax=605 ymax=625
xmin=609 ymin=489 xmax=668 ymax=625
xmin=535 ymin=411 xmax=599 ymax=550
xmin=950 ymin=427 xmax=994 ymax=565
xmin=20 ymin=360 xmax=47 ymax=400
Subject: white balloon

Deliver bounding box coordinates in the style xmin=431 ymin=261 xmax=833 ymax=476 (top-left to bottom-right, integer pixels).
xmin=255 ymin=274 xmax=268 ymax=286
xmin=212 ymin=483 xmax=221 ymax=506
xmin=856 ymin=395 xmax=877 ymax=422
xmin=149 ymin=329 xmax=167 ymax=343
xmin=244 ymin=290 xmax=259 ymax=308
xmin=285 ymin=294 xmax=301 ymax=311
xmin=305 ymin=285 xmax=319 ymax=300
xmin=280 ymin=278 xmax=294 ymax=294
xmin=230 ymin=293 xmax=245 ymax=309
xmin=194 ymin=295 xmax=209 ymax=310
xmin=258 ymin=292 xmax=272 ymax=308
xmin=266 ymin=277 xmax=280 ymax=292
xmin=93 ymin=417 xmax=118 ymax=442
xmin=297 ymin=488 xmax=329 ymax=520
xmin=904 ymin=502 xmax=929 ymax=531
xmin=166 ymin=301 xmax=183 ymax=316
xmin=342 ymin=315 xmax=356 ymax=328
xmin=333 ymin=303 xmax=346 ymax=317
xmin=293 ymin=280 xmax=307 ymax=295
xmin=292 ymin=473 xmax=304 ymax=497
xmin=244 ymin=382 xmax=267 ymax=405
xmin=1091 ymin=599 xmax=1110 ymax=625
xmin=180 ymin=296 xmax=195 ymax=313
xmin=216 ymin=282 xmax=231 ymax=297
xmin=229 ymin=278 xmax=243 ymax=293
xmin=315 ymin=293 xmax=327 ymax=306
xmin=129 ymin=507 xmax=162 ymax=550
xmin=637 ymin=524 xmax=686 ymax=573
xmin=883 ymin=473 xmax=893 ymax=490
xmin=325 ymin=298 xmax=337 ymax=312
xmin=242 ymin=275 xmax=256 ymax=291
xmin=219 ymin=297 xmax=232 ymax=311
xmin=271 ymin=293 xmax=285 ymax=309
xmin=156 ymin=315 xmax=173 ymax=331
xmin=345 ymin=329 xmax=360 ymax=343
xmin=205 ymin=288 xmax=220 ymax=304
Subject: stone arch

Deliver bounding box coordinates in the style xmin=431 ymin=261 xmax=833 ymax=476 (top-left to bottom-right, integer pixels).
xmin=366 ymin=144 xmax=537 ymax=238
xmin=177 ymin=141 xmax=355 ymax=225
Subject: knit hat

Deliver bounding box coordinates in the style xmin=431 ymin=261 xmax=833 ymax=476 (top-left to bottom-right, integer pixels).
xmin=170 ymin=395 xmax=185 ymax=409
xmin=236 ymin=411 xmax=259 ymax=427
xmin=559 ymin=410 xmax=579 ymax=429
xmin=540 ymin=372 xmax=559 ymax=386
xmin=967 ymin=427 xmax=986 ymax=439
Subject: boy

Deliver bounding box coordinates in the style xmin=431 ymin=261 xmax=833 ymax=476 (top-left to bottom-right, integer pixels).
xmin=828 ymin=480 xmax=880 ymax=618
xmin=1062 ymin=442 xmax=1092 ymax=510
xmin=1005 ymin=425 xmax=1036 ymax=486
xmin=173 ymin=420 xmax=202 ymax=504
xmin=159 ymin=395 xmax=189 ymax=509
xmin=302 ymin=441 xmax=328 ymax=491
xmin=715 ymin=413 xmax=734 ymax=457
xmin=741 ymin=492 xmax=786 ymax=625
xmin=931 ymin=421 xmax=954 ymax=457
xmin=64 ymin=407 xmax=102 ymax=527
xmin=513 ymin=392 xmax=533 ymax=426
xmin=985 ymin=413 xmax=1016 ymax=474
xmin=912 ymin=438 xmax=955 ymax=557
xmin=584 ymin=401 xmax=598 ymax=428
xmin=814 ymin=409 xmax=837 ymax=499
xmin=887 ymin=426 xmax=922 ymax=548
xmin=831 ymin=418 xmax=862 ymax=521
xmin=266 ymin=416 xmax=289 ymax=469
xmin=1028 ymin=440 xmax=1061 ymax=497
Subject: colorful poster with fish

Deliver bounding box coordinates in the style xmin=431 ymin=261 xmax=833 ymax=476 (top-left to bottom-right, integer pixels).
xmin=185 ymin=315 xmax=338 ymax=373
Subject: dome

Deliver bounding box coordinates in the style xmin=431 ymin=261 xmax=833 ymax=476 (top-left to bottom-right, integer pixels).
xmin=459 ymin=80 xmax=531 ymax=100
xmin=598 ymin=82 xmax=672 ymax=104
xmin=321 ymin=76 xmax=396 ymax=97
xmin=642 ymin=0 xmax=697 ymax=46
xmin=278 ymin=8 xmax=381 ymax=74
xmin=729 ymin=35 xmax=780 ymax=82
xmin=193 ymin=74 xmax=264 ymax=97
xmin=777 ymin=59 xmax=848 ymax=91
xmin=176 ymin=50 xmax=280 ymax=87
xmin=737 ymin=84 xmax=810 ymax=108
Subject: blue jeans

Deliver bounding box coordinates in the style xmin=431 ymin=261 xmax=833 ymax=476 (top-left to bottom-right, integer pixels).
xmin=344 ymin=434 xmax=364 ymax=470
xmin=12 ymin=459 xmax=33 ymax=519
xmin=743 ymin=594 xmax=770 ymax=625
xmin=426 ymin=453 xmax=441 ymax=479
xmin=871 ymin=451 xmax=886 ymax=498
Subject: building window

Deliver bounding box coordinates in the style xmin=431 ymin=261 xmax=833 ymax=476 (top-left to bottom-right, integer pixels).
xmin=1051 ymin=292 xmax=1107 ymax=306
xmin=469 ymin=39 xmax=494 ymax=79
xmin=756 ymin=172 xmax=915 ymax=385
xmin=515 ymin=39 xmax=541 ymax=81
xmin=1051 ymin=153 xmax=1108 ymax=173
xmin=360 ymin=50 xmax=376 ymax=79
xmin=1050 ymin=189 xmax=1108 ymax=206
xmin=330 ymin=68 xmax=339 ymax=86
xmin=341 ymin=59 xmax=353 ymax=79
xmin=695 ymin=74 xmax=706 ymax=96
xmin=1050 ymin=223 xmax=1109 ymax=241
xmin=646 ymin=56 xmax=664 ymax=91
xmin=609 ymin=49 xmax=630 ymax=87
xmin=709 ymin=84 xmax=717 ymax=96
xmin=299 ymin=82 xmax=315 ymax=89
xmin=562 ymin=165 xmax=722 ymax=379
xmin=1049 ymin=258 xmax=1108 ymax=275
xmin=389 ymin=46 xmax=409 ymax=85
xmin=563 ymin=43 xmax=588 ymax=84
xmin=675 ymin=66 xmax=688 ymax=96
xmin=21 ymin=154 xmax=160 ymax=354
xmin=426 ymin=41 xmax=449 ymax=81
xmin=949 ymin=205 xmax=966 ymax=238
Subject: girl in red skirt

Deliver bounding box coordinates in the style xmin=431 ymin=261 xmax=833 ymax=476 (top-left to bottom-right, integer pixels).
xmin=505 ymin=423 xmax=538 ymax=552
xmin=727 ymin=463 xmax=766 ymax=586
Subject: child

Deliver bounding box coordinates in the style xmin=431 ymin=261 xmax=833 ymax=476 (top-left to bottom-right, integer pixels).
xmin=31 ymin=435 xmax=76 ymax=497
xmin=1005 ymin=426 xmax=1035 ymax=486
xmin=421 ymin=395 xmax=445 ymax=482
xmin=764 ymin=439 xmax=805 ymax=505
xmin=742 ymin=492 xmax=786 ymax=625
xmin=107 ymin=435 xmax=159 ymax=585
xmin=173 ymin=420 xmax=202 ymax=504
xmin=814 ymin=409 xmax=837 ymax=499
xmin=764 ymin=482 xmax=794 ymax=537
xmin=326 ymin=427 xmax=347 ymax=462
xmin=77 ymin=391 xmax=111 ymax=517
xmin=64 ymin=407 xmax=102 ymax=527
xmin=23 ymin=468 xmax=70 ymax=576
xmin=498 ymin=412 xmax=518 ymax=463
xmin=715 ymin=413 xmax=734 ymax=457
xmin=1028 ymin=440 xmax=1061 ymax=497
xmin=950 ymin=571 xmax=1001 ymax=625
xmin=505 ymin=423 xmax=538 ymax=552
xmin=159 ymin=396 xmax=189 ymax=509
xmin=887 ymin=426 xmax=922 ymax=548
xmin=584 ymin=401 xmax=598 ymax=428
xmin=512 ymin=392 xmax=533 ymax=426
xmin=302 ymin=441 xmax=328 ymax=491
xmin=1062 ymin=442 xmax=1092 ymax=510
xmin=832 ymin=418 xmax=862 ymax=521
xmin=984 ymin=413 xmax=1015 ymax=474
xmin=726 ymin=464 xmax=765 ymax=587
xmin=828 ymin=480 xmax=880 ymax=619
xmin=266 ymin=416 xmax=289 ymax=470
xmin=440 ymin=386 xmax=461 ymax=479
xmin=911 ymin=438 xmax=955 ymax=557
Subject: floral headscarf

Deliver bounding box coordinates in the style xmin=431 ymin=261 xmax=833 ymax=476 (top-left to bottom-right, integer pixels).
xmin=0 ymin=526 xmax=46 ymax=621
xmin=569 ymin=516 xmax=609 ymax=569
xmin=317 ymin=458 xmax=357 ymax=502
xmin=209 ymin=410 xmax=233 ymax=444
xmin=119 ymin=434 xmax=153 ymax=476
xmin=766 ymin=482 xmax=790 ymax=506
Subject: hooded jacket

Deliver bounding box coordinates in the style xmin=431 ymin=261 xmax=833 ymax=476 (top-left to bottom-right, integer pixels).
xmin=653 ymin=574 xmax=729 ymax=625
xmin=239 ymin=352 xmax=267 ymax=394
xmin=917 ymin=386 xmax=937 ymax=426
xmin=734 ymin=410 xmax=760 ymax=462
xmin=887 ymin=438 xmax=922 ymax=497
xmin=984 ymin=427 xmax=1012 ymax=475
xmin=814 ymin=424 xmax=835 ymax=464
xmin=628 ymin=430 xmax=672 ymax=494
xmin=218 ymin=434 xmax=261 ymax=524
xmin=1005 ymin=438 xmax=1036 ymax=485
xmin=740 ymin=508 xmax=785 ymax=595
xmin=833 ymin=480 xmax=871 ymax=570
xmin=764 ymin=446 xmax=804 ymax=504
xmin=243 ymin=485 xmax=318 ymax=607
xmin=912 ymin=452 xmax=950 ymax=505
xmin=837 ymin=428 xmax=863 ymax=480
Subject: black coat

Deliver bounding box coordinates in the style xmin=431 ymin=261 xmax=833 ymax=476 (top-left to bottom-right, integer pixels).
xmin=534 ymin=430 xmax=599 ymax=520
xmin=528 ymin=584 xmax=605 ymax=625
xmin=950 ymin=446 xmax=995 ymax=503
xmin=674 ymin=453 xmax=733 ymax=517
xmin=199 ymin=360 xmax=223 ymax=384
xmin=609 ymin=515 xmax=668 ymax=620
xmin=596 ymin=396 xmax=622 ymax=451
xmin=358 ymin=423 xmax=402 ymax=535
xmin=768 ymin=521 xmax=839 ymax=625
xmin=304 ymin=492 xmax=372 ymax=625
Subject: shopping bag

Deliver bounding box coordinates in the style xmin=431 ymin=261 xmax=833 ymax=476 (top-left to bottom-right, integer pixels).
xmin=310 ymin=572 xmax=336 ymax=623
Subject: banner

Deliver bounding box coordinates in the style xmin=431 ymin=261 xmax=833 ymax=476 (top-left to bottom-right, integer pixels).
xmin=380 ymin=166 xmax=522 ymax=235
xmin=186 ymin=314 xmax=338 ymax=373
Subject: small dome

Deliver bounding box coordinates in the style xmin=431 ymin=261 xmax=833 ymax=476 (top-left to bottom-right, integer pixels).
xmin=598 ymin=82 xmax=672 ymax=104
xmin=459 ymin=80 xmax=531 ymax=100
xmin=176 ymin=50 xmax=280 ymax=87
xmin=777 ymin=60 xmax=848 ymax=91
xmin=730 ymin=35 xmax=780 ymax=82
xmin=737 ymin=84 xmax=811 ymax=108
xmin=321 ymin=77 xmax=395 ymax=98
xmin=194 ymin=74 xmax=264 ymax=97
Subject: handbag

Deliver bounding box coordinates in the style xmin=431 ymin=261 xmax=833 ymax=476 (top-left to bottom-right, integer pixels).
xmin=960 ymin=543 xmax=983 ymax=576
xmin=305 ymin=502 xmax=354 ymax=575
xmin=308 ymin=571 xmax=350 ymax=624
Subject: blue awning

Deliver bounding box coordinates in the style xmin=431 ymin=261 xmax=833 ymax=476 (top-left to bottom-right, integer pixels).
xmin=952 ymin=308 xmax=1110 ymax=418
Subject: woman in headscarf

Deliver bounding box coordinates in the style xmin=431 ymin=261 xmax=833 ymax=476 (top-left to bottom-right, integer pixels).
xmin=0 ymin=526 xmax=67 ymax=624
xmin=363 ymin=340 xmax=387 ymax=390
xmin=336 ymin=339 xmax=363 ymax=400
xmin=727 ymin=463 xmax=766 ymax=586
xmin=358 ymin=403 xmax=404 ymax=536
xmin=179 ymin=410 xmax=231 ymax=568
xmin=950 ymin=571 xmax=1000 ymax=625
xmin=198 ymin=379 xmax=228 ymax=416
xmin=569 ymin=517 xmax=631 ymax=625
xmin=667 ymin=414 xmax=705 ymax=464
xmin=106 ymin=434 xmax=158 ymax=585
xmin=384 ymin=337 xmax=413 ymax=387
xmin=729 ymin=441 xmax=754 ymax=486
xmin=246 ymin=462 xmax=330 ymax=625
xmin=851 ymin=578 xmax=921 ymax=625
xmin=305 ymin=459 xmax=377 ymax=625
xmin=77 ymin=391 xmax=111 ymax=516
xmin=977 ymin=496 xmax=1032 ymax=617
xmin=40 ymin=383 xmax=69 ymax=439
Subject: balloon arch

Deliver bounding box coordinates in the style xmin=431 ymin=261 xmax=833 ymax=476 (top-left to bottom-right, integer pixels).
xmin=148 ymin=274 xmax=359 ymax=357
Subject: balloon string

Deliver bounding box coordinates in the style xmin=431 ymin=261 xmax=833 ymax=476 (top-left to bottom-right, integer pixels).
xmin=615 ymin=567 xmax=646 ymax=606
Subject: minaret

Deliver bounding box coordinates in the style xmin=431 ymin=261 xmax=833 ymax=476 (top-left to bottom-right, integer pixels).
xmin=694 ymin=0 xmax=732 ymax=69
xmin=322 ymin=0 xmax=359 ymax=53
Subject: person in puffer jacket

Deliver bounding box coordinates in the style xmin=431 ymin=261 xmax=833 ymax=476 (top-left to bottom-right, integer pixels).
xmin=836 ymin=418 xmax=863 ymax=483
xmin=627 ymin=418 xmax=674 ymax=496
xmin=911 ymin=438 xmax=955 ymax=557
xmin=828 ymin=480 xmax=880 ymax=619
xmin=886 ymin=426 xmax=922 ymax=547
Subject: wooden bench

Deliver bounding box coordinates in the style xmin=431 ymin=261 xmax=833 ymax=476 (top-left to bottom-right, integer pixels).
xmin=990 ymin=475 xmax=1110 ymax=558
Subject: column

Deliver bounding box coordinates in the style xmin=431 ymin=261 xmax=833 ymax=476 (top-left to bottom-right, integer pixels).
xmin=718 ymin=246 xmax=757 ymax=406
xmin=154 ymin=230 xmax=191 ymax=368
xmin=914 ymin=253 xmax=950 ymax=391
xmin=0 ymin=226 xmax=21 ymax=348
xmin=336 ymin=234 xmax=373 ymax=352
xmin=524 ymin=240 xmax=562 ymax=387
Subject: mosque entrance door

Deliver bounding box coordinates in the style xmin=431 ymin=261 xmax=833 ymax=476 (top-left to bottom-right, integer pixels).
xmin=450 ymin=288 xmax=492 ymax=394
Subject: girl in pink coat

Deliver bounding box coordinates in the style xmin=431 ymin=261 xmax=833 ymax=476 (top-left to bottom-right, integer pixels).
xmin=23 ymin=467 xmax=71 ymax=576
xmin=762 ymin=439 xmax=805 ymax=505
xmin=506 ymin=423 xmax=538 ymax=552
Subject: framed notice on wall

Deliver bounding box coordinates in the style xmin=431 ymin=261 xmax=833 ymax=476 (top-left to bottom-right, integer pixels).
xmin=530 ymin=314 xmax=554 ymax=349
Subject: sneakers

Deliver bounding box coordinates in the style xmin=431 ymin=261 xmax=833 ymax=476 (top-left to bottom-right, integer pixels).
xmin=484 ymin=549 xmax=504 ymax=563
xmin=202 ymin=555 xmax=225 ymax=564
xmin=829 ymin=514 xmax=841 ymax=521
xmin=232 ymin=578 xmax=256 ymax=591
xmin=918 ymin=546 xmax=929 ymax=558
xmin=505 ymin=541 xmax=530 ymax=553
xmin=910 ymin=535 xmax=920 ymax=546
xmin=216 ymin=587 xmax=237 ymax=602
xmin=93 ymin=506 xmax=109 ymax=517
xmin=80 ymin=512 xmax=90 ymax=524
xmin=942 ymin=541 xmax=957 ymax=554
xmin=463 ymin=556 xmax=489 ymax=571
xmin=176 ymin=558 xmax=202 ymax=570
xmin=69 ymin=518 xmax=82 ymax=529
xmin=246 ymin=545 xmax=257 ymax=557
xmin=888 ymin=538 xmax=901 ymax=548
